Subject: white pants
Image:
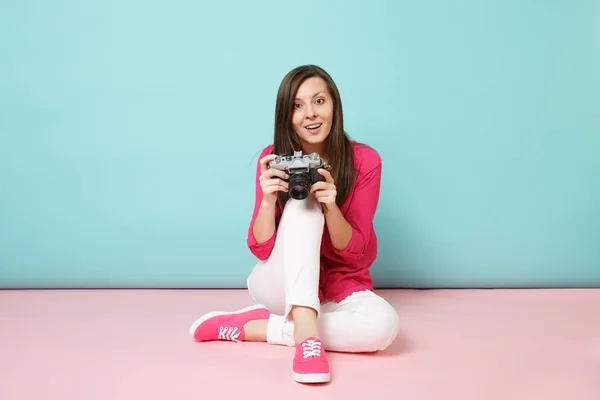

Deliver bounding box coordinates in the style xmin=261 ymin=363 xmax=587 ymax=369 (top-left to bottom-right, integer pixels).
xmin=247 ymin=195 xmax=400 ymax=353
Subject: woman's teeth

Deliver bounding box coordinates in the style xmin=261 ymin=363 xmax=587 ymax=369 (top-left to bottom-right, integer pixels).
xmin=307 ymin=123 xmax=322 ymax=130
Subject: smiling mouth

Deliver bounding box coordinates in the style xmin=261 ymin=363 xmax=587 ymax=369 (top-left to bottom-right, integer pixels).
xmin=305 ymin=123 xmax=322 ymax=131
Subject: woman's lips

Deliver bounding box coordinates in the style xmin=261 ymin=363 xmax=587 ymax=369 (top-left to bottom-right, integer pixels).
xmin=305 ymin=123 xmax=322 ymax=135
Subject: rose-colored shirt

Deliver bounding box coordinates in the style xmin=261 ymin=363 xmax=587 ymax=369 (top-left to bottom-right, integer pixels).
xmin=247 ymin=141 xmax=382 ymax=303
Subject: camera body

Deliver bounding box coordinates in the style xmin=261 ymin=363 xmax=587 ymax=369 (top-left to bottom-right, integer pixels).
xmin=268 ymin=151 xmax=326 ymax=200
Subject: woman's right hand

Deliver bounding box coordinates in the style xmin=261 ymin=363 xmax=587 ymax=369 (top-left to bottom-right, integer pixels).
xmin=258 ymin=154 xmax=289 ymax=206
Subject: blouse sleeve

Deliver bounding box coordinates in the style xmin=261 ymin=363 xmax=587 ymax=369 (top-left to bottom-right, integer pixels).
xmin=246 ymin=146 xmax=278 ymax=261
xmin=329 ymin=156 xmax=382 ymax=259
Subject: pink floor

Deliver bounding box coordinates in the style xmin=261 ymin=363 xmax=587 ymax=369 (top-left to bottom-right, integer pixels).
xmin=1 ymin=288 xmax=599 ymax=399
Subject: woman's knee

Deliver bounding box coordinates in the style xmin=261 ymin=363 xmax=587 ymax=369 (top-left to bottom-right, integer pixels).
xmin=246 ymin=265 xmax=285 ymax=315
xmin=321 ymin=294 xmax=399 ymax=353
xmin=246 ymin=266 xmax=269 ymax=303
xmin=359 ymin=295 xmax=401 ymax=351
xmin=280 ymin=197 xmax=324 ymax=231
xmin=374 ymin=299 xmax=401 ymax=350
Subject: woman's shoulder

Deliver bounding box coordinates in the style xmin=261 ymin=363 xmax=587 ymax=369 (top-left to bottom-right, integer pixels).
xmin=252 ymin=144 xmax=275 ymax=163
xmin=259 ymin=144 xmax=274 ymax=157
xmin=350 ymin=140 xmax=382 ymax=173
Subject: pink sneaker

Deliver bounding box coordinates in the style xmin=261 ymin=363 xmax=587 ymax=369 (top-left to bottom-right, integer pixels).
xmin=292 ymin=337 xmax=330 ymax=383
xmin=189 ymin=304 xmax=270 ymax=342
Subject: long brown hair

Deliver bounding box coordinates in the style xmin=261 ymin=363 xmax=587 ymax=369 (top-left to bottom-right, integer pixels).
xmin=273 ymin=65 xmax=355 ymax=207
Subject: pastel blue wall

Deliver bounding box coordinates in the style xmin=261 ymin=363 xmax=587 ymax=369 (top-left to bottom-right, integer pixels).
xmin=1 ymin=0 xmax=599 ymax=289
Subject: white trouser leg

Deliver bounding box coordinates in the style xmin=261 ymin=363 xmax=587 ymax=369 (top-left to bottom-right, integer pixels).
xmin=247 ymin=195 xmax=324 ymax=318
xmin=266 ymin=290 xmax=400 ymax=353
xmin=247 ymin=196 xmax=400 ymax=353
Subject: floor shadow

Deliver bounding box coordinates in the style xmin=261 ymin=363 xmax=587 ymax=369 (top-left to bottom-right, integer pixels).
xmin=358 ymin=329 xmax=414 ymax=358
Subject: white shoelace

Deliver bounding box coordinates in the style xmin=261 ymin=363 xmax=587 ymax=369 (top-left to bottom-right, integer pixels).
xmin=218 ymin=326 xmax=241 ymax=342
xmin=301 ymin=339 xmax=322 ymax=358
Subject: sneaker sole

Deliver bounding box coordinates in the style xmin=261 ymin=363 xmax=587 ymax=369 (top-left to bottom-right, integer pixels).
xmin=292 ymin=371 xmax=331 ymax=384
xmin=189 ymin=304 xmax=269 ymax=339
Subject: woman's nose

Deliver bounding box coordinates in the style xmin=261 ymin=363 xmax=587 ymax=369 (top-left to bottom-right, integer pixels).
xmin=305 ymin=104 xmax=317 ymax=118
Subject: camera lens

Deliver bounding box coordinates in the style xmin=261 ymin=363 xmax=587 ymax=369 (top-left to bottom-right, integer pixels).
xmin=288 ymin=172 xmax=311 ymax=200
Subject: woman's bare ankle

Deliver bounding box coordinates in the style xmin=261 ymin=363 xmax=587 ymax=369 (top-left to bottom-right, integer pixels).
xmin=290 ymin=306 xmax=320 ymax=344
xmin=243 ymin=319 xmax=268 ymax=342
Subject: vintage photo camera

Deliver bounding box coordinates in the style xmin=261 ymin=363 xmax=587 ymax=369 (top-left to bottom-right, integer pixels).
xmin=268 ymin=151 xmax=327 ymax=200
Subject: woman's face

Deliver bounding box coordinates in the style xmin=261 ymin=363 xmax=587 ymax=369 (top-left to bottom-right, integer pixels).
xmin=291 ymin=77 xmax=333 ymax=152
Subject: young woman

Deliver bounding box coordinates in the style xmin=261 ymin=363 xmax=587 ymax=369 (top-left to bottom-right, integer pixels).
xmin=189 ymin=65 xmax=400 ymax=384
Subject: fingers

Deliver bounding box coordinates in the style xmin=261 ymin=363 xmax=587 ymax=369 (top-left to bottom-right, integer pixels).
xmin=262 ymin=178 xmax=289 ymax=189
xmin=310 ymin=181 xmax=333 ymax=192
xmin=317 ymin=168 xmax=334 ymax=183
xmin=258 ymin=155 xmax=289 ymax=196
xmin=259 ymin=169 xmax=288 ymax=197
xmin=259 ymin=154 xmax=279 ymax=173
xmin=263 ymin=185 xmax=288 ymax=195
xmin=261 ymin=178 xmax=288 ymax=194
xmin=311 ymin=176 xmax=337 ymax=204
xmin=260 ymin=168 xmax=288 ymax=181
xmin=313 ymin=189 xmax=336 ymax=204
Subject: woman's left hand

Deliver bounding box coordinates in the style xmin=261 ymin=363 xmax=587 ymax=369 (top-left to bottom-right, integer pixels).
xmin=311 ymin=168 xmax=337 ymax=208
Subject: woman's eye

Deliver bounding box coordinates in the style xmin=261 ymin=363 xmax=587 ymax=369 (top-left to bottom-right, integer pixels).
xmin=315 ymin=98 xmax=325 ymax=104
xmin=293 ymin=103 xmax=302 ymax=109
